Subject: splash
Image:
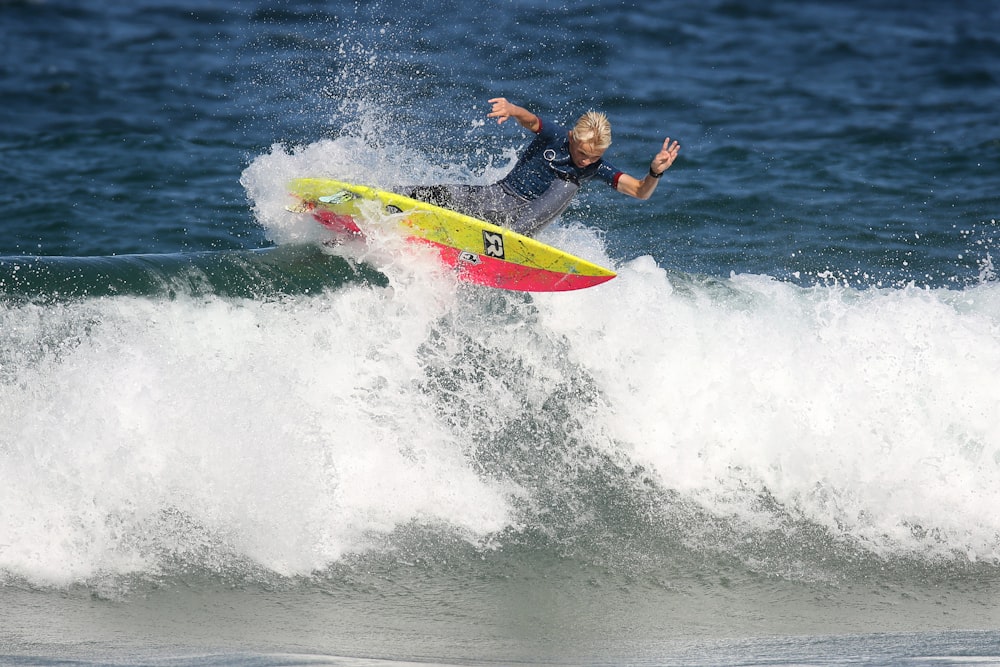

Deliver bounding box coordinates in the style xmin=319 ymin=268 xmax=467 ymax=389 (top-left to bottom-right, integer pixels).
xmin=0 ymin=291 xmax=514 ymax=586
xmin=538 ymin=266 xmax=1000 ymax=564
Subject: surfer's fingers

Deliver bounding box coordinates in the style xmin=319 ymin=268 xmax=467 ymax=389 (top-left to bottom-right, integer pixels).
xmin=488 ymin=97 xmax=509 ymax=113
xmin=487 ymin=97 xmax=511 ymax=123
xmin=660 ymin=140 xmax=680 ymax=160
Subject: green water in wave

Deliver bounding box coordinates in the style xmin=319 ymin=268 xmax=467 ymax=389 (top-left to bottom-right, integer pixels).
xmin=0 ymin=244 xmax=387 ymax=302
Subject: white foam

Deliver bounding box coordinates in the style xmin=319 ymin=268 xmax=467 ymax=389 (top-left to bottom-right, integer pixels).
xmin=4 ymin=257 xmax=999 ymax=586
xmin=0 ymin=292 xmax=513 ymax=585
xmin=538 ymin=267 xmax=1000 ymax=562
xmin=239 ymin=136 xmax=502 ymax=248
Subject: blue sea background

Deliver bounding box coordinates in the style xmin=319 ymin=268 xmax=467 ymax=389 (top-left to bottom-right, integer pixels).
xmin=2 ymin=0 xmax=999 ymax=665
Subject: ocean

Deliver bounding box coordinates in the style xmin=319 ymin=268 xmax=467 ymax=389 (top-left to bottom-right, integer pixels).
xmin=1 ymin=0 xmax=999 ymax=665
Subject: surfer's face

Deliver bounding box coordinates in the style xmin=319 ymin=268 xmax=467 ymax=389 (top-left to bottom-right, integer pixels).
xmin=568 ymin=131 xmax=605 ymax=168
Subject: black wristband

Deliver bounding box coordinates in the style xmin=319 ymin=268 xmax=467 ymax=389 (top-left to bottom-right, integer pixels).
xmin=649 ymin=165 xmax=664 ymax=179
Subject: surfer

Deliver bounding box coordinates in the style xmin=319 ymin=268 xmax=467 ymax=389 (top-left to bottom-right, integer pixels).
xmin=399 ymin=97 xmax=680 ymax=237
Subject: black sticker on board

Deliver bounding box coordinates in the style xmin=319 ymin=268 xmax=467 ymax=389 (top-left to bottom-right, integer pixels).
xmin=483 ymin=230 xmax=505 ymax=259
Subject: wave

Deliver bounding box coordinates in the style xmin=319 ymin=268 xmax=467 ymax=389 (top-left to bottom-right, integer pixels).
xmin=2 ymin=243 xmax=998 ymax=593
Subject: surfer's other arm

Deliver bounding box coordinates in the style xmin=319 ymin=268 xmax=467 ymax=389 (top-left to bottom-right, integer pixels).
xmin=487 ymin=97 xmax=542 ymax=133
xmin=614 ymin=137 xmax=681 ymax=200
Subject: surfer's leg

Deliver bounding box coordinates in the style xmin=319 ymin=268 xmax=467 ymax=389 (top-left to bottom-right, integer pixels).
xmin=397 ymin=185 xmax=456 ymax=208
xmin=414 ymin=185 xmax=517 ymax=226
xmin=468 ymin=184 xmax=529 ymax=229
xmin=509 ymin=180 xmax=579 ymax=236
xmin=394 ymin=184 xmax=528 ymax=229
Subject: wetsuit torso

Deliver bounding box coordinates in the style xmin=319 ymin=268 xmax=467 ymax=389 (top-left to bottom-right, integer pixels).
xmin=500 ymin=117 xmax=622 ymax=198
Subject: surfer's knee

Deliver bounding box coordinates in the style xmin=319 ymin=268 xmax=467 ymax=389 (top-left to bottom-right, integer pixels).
xmin=407 ymin=185 xmax=454 ymax=208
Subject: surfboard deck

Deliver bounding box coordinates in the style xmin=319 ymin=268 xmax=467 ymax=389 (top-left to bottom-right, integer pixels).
xmin=287 ymin=178 xmax=616 ymax=292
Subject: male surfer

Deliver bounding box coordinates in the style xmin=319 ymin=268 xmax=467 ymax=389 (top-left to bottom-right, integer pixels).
xmin=399 ymin=97 xmax=681 ymax=237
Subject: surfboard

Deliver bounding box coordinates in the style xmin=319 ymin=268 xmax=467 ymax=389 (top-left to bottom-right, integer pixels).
xmin=286 ymin=178 xmax=616 ymax=292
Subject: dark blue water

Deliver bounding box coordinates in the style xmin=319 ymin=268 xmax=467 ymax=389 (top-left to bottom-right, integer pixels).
xmin=2 ymin=1 xmax=999 ymax=665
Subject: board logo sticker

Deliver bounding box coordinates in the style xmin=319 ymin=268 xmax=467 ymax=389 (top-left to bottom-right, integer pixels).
xmin=483 ymin=231 xmax=505 ymax=259
xmin=458 ymin=251 xmax=481 ymax=265
xmin=318 ymin=191 xmax=354 ymax=204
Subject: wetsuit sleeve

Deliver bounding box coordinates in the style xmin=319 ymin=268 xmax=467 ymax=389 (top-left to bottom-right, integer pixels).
xmin=535 ymin=116 xmax=559 ymax=139
xmin=596 ymin=161 xmax=624 ymax=189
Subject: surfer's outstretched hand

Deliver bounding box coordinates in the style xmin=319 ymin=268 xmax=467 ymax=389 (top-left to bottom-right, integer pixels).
xmin=651 ymin=137 xmax=681 ymax=175
xmin=487 ymin=97 xmax=517 ymax=124
xmin=487 ymin=97 xmax=542 ymax=133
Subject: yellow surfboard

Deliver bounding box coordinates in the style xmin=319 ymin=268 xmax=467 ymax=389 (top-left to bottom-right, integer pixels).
xmin=288 ymin=178 xmax=616 ymax=292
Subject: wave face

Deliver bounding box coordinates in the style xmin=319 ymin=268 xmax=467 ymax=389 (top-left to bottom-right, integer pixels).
xmin=3 ymin=240 xmax=999 ymax=591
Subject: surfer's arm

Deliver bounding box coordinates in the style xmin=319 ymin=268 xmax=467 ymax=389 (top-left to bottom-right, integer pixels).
xmin=615 ymin=137 xmax=680 ymax=200
xmin=487 ymin=97 xmax=542 ymax=133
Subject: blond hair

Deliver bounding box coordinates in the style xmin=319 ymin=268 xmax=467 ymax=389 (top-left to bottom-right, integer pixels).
xmin=572 ymin=110 xmax=612 ymax=150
